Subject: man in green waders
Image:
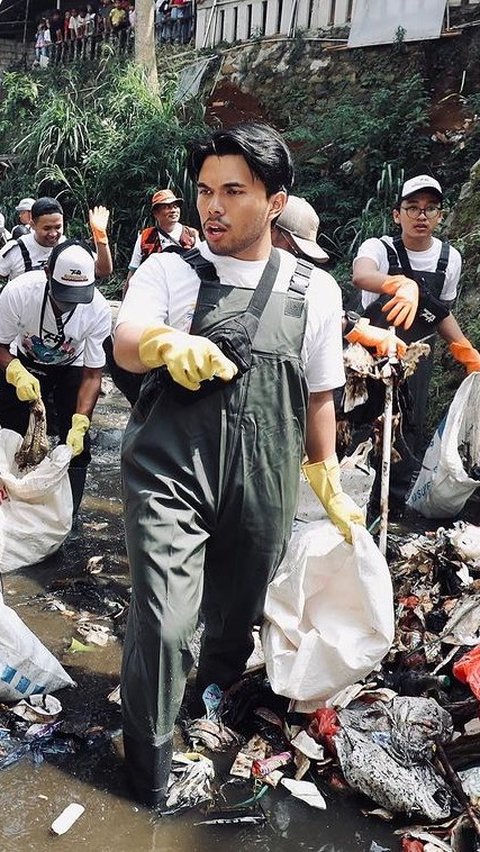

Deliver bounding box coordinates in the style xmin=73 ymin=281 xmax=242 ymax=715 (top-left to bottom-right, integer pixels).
xmin=114 ymin=123 xmax=365 ymax=807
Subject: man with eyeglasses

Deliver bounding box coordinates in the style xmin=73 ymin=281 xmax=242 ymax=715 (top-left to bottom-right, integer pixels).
xmin=273 ymin=195 xmax=407 ymax=358
xmin=352 ymin=174 xmax=480 ymax=510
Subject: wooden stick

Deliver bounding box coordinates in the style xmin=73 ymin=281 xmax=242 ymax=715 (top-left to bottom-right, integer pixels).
xmin=435 ymin=737 xmax=480 ymax=838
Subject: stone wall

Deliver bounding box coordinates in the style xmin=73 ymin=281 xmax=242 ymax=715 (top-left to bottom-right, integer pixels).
xmin=0 ymin=39 xmax=35 ymax=71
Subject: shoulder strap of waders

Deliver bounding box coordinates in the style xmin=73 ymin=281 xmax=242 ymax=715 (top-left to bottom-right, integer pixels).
xmin=177 ymin=247 xmax=282 ymax=339
xmin=392 ymin=235 xmax=415 ymax=276
xmin=172 ymin=246 xmax=221 ymax=284
xmin=16 ymin=237 xmax=32 ymax=271
xmin=379 ymin=238 xmax=401 ymax=272
xmin=288 ymin=257 xmax=313 ymax=295
xmin=182 ymin=246 xmax=282 ymax=324
xmin=436 ymin=240 xmax=450 ymax=275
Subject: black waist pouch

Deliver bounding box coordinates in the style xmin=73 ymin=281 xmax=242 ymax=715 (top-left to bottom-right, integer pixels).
xmin=155 ymin=317 xmax=254 ymax=405
xmin=154 ymin=249 xmax=282 ymax=406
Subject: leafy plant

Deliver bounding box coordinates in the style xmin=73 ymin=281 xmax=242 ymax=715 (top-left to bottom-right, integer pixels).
xmin=0 ymin=57 xmax=208 ymax=291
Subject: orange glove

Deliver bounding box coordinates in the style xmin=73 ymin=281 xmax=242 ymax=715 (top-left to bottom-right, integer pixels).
xmin=449 ymin=338 xmax=480 ymax=374
xmin=89 ymin=205 xmax=109 ymax=245
xmin=345 ymin=318 xmax=407 ymax=358
xmin=380 ymin=275 xmax=419 ymax=330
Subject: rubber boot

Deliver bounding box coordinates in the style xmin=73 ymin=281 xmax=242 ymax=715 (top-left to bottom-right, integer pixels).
xmin=68 ymin=466 xmax=87 ymax=519
xmin=123 ymin=733 xmax=173 ymax=808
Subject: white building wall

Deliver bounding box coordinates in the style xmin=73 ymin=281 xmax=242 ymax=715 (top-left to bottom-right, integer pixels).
xmin=251 ymin=1 xmax=265 ymax=35
xmin=194 ymin=0 xmax=480 ymax=50
xmin=296 ymin=0 xmax=311 ymax=29
xmin=265 ymin=0 xmax=280 ymax=35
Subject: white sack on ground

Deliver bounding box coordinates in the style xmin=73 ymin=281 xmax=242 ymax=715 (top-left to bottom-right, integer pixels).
xmin=0 ymin=428 xmax=73 ymax=573
xmin=407 ymin=373 xmax=480 ymax=518
xmin=262 ymin=520 xmax=394 ymax=712
xmin=0 ymin=601 xmax=75 ymax=701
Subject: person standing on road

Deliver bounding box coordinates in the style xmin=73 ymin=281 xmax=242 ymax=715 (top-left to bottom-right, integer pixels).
xmin=352 ymin=174 xmax=480 ymax=507
xmin=114 ymin=122 xmax=364 ymax=808
xmin=0 ymin=239 xmax=111 ymax=515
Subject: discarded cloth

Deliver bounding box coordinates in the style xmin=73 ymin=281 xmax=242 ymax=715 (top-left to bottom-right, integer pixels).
xmin=166 ymin=752 xmax=214 ymax=810
xmin=334 ymin=696 xmax=453 ymax=820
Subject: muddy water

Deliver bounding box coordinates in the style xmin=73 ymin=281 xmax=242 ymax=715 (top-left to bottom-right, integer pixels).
xmin=0 ymin=384 xmax=400 ymax=852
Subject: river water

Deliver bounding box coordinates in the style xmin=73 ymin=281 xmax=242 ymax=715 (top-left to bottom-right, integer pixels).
xmin=0 ymin=383 xmax=401 ymax=852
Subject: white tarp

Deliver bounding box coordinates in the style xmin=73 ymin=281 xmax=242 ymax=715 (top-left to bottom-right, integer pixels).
xmin=348 ymin=0 xmax=447 ymax=48
xmin=175 ymin=57 xmax=215 ymax=104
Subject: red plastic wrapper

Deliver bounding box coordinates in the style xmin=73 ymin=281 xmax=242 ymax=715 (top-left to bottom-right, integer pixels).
xmin=401 ymin=839 xmax=425 ymax=851
xmin=453 ymin=644 xmax=480 ymax=700
xmin=398 ymin=595 xmax=420 ymax=609
xmin=251 ymin=751 xmax=292 ymax=778
xmin=309 ymin=708 xmax=340 ymax=738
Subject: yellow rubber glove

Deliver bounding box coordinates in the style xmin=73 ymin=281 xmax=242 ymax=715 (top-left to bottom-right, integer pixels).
xmin=89 ymin=205 xmax=109 ymax=245
xmin=139 ymin=326 xmax=238 ymax=391
xmin=345 ymin=318 xmax=407 ymax=358
xmin=380 ymin=275 xmax=419 ymax=330
xmin=449 ymin=338 xmax=480 ymax=374
xmin=66 ymin=413 xmax=90 ymax=457
xmin=302 ymin=453 xmax=365 ymax=544
xmin=5 ymin=358 xmax=41 ymax=402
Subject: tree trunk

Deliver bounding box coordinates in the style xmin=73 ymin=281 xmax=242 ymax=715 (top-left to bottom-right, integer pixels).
xmin=135 ymin=0 xmax=159 ymax=93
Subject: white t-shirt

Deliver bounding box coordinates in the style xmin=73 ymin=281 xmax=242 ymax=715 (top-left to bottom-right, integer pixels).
xmin=354 ymin=235 xmax=461 ymax=309
xmin=0 ymin=270 xmax=111 ymax=368
xmin=117 ymin=242 xmax=345 ymax=393
xmin=0 ymin=233 xmax=66 ymax=280
xmin=128 ymin=222 xmax=196 ymax=271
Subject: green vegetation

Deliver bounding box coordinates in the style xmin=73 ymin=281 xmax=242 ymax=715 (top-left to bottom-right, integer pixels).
xmin=1 ymin=36 xmax=480 ymax=434
xmin=285 ymin=69 xmax=433 ymax=243
xmin=0 ymin=55 xmax=208 ymax=295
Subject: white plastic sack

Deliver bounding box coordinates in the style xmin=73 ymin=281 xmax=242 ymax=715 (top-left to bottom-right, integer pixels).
xmin=407 ymin=373 xmax=480 ymax=518
xmin=0 ymin=428 xmax=73 ymax=573
xmin=0 ymin=601 xmax=75 ymax=701
xmin=262 ymin=520 xmax=394 ymax=713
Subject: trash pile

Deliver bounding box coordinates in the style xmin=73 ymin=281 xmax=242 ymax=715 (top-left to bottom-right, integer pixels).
xmin=2 ymin=519 xmax=480 ymax=849
xmin=166 ymin=520 xmax=480 ymax=849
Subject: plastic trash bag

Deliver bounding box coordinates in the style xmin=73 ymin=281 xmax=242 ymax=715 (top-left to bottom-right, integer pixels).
xmin=0 ymin=428 xmax=73 ymax=572
xmin=166 ymin=753 xmax=214 ymax=810
xmin=334 ymin=696 xmax=453 ymax=820
xmin=407 ymin=373 xmax=480 ymax=518
xmin=0 ymin=600 xmax=75 ymax=701
xmin=262 ymin=520 xmax=394 ymax=712
xmin=452 ymin=644 xmax=480 ymax=699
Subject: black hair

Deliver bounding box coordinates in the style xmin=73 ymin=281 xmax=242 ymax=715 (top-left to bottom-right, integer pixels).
xmin=47 ymin=237 xmax=94 ymax=272
xmin=31 ymin=196 xmax=64 ymax=220
xmin=187 ymin=122 xmax=294 ymax=196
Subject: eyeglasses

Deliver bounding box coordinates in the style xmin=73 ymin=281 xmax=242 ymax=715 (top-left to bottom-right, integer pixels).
xmin=401 ymin=204 xmax=442 ymax=220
